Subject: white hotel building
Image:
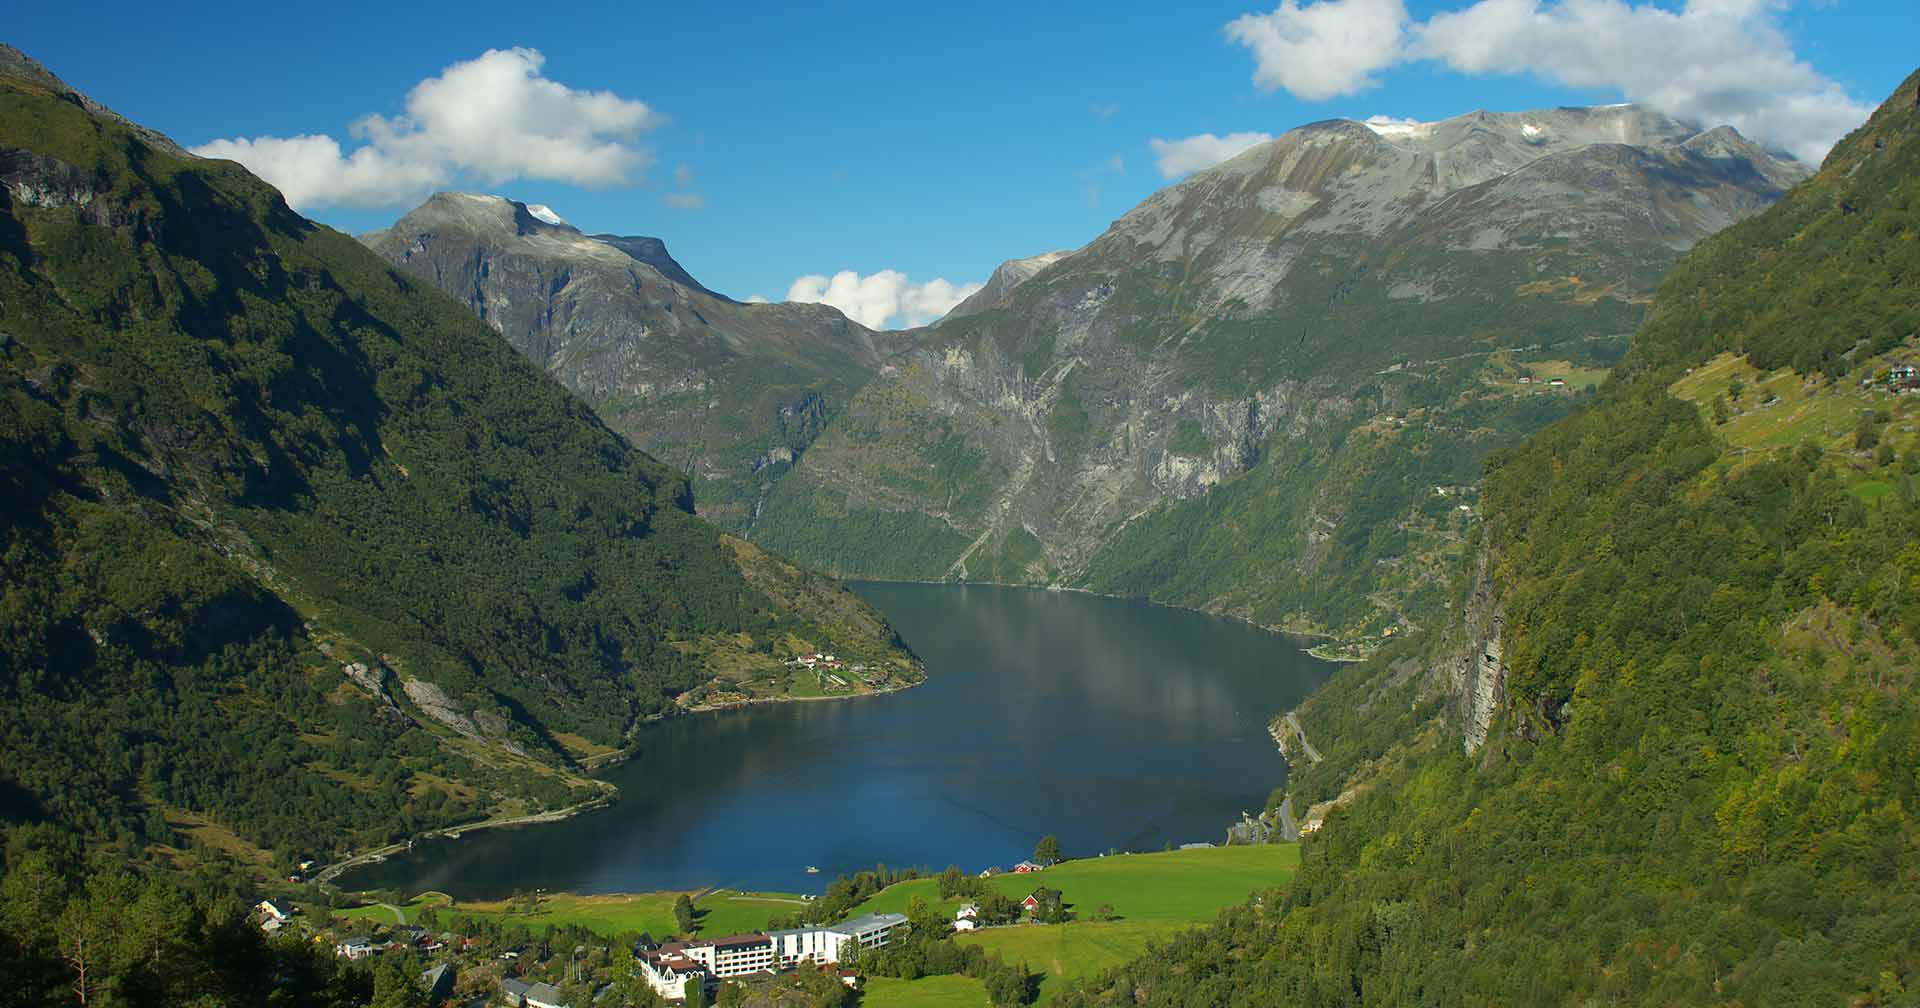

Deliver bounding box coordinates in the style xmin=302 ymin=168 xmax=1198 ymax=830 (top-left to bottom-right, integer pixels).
xmin=766 ymin=912 xmax=907 ymax=966
xmin=640 ymin=912 xmax=908 ymax=998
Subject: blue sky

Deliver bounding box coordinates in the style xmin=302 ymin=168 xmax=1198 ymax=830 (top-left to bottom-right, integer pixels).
xmin=10 ymin=0 xmax=1915 ymax=327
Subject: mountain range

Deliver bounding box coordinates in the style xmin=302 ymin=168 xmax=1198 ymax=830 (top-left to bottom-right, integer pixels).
xmin=369 ymin=105 xmax=1803 ymax=642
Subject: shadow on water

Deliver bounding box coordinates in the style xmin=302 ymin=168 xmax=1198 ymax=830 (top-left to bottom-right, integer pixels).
xmin=344 ymin=583 xmax=1334 ymax=898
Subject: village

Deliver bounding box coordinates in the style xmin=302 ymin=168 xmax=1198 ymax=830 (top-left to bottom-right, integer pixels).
xmin=251 ymin=858 xmax=1086 ymax=1007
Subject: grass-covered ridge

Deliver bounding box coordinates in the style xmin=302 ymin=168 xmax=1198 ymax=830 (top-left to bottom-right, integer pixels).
xmin=0 ymin=59 xmax=916 ymax=865
xmin=1053 ymin=67 xmax=1920 ymax=1007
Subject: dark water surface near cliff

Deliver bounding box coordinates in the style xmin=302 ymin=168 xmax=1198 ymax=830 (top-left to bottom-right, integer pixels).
xmin=343 ymin=583 xmax=1333 ymax=898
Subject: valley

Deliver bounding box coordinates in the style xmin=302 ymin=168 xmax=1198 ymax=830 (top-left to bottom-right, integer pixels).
xmin=1 ymin=21 xmax=1917 ymax=1008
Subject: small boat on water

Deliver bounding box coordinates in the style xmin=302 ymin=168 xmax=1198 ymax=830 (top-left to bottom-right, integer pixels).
xmin=805 ymin=866 xmax=820 ymax=874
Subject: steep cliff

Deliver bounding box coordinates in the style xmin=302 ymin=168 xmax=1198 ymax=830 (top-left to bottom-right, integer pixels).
xmin=362 ymin=193 xmax=891 ymax=527
xmin=753 ymin=105 xmax=1804 ymax=640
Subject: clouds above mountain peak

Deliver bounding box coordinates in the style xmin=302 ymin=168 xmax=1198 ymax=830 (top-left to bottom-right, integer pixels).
xmin=1227 ymin=0 xmax=1871 ymax=164
xmin=194 ymin=48 xmax=661 ymax=209
xmin=1150 ymin=131 xmax=1278 ymax=178
xmin=785 ymin=271 xmax=984 ymax=330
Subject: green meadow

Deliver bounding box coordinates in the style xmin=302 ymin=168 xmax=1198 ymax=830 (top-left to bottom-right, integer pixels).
xmin=859 ymin=845 xmax=1300 ymax=1005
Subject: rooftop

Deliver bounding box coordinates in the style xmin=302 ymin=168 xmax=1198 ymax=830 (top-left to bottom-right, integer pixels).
xmin=704 ymin=933 xmax=773 ymax=950
xmin=829 ymin=913 xmax=908 ymax=935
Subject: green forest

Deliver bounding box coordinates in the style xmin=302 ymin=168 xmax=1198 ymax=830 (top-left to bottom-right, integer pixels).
xmin=1054 ymin=68 xmax=1920 ymax=1007
xmin=0 ymin=61 xmax=912 ymax=868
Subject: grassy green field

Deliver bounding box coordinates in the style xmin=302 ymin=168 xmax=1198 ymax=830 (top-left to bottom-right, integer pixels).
xmin=851 ymin=844 xmax=1299 ymax=923
xmin=1669 ymin=351 xmax=1920 ymax=500
xmin=335 ymin=888 xmax=804 ymax=939
xmin=858 ymin=846 xmax=1300 ymax=1007
xmin=862 ymin=975 xmax=989 ymax=1007
xmin=959 ymin=920 xmax=1182 ymax=1002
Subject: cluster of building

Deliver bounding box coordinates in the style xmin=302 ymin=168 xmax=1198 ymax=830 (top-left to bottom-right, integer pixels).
xmin=636 ymin=913 xmax=906 ymax=999
xmin=782 ymin=653 xmax=890 ymax=689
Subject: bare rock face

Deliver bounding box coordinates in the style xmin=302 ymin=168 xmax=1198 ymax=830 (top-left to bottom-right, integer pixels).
xmin=751 ymin=105 xmax=1804 ymax=637
xmin=1444 ymin=554 xmax=1507 ymax=755
xmin=361 ymin=193 xmax=890 ymax=528
xmin=944 ymin=249 xmax=1074 ymax=319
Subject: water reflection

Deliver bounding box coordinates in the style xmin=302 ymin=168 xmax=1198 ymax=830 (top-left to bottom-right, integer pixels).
xmin=344 ymin=584 xmax=1332 ymax=898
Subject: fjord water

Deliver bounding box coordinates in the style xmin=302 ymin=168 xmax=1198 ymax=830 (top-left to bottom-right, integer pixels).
xmin=344 ymin=583 xmax=1332 ymax=898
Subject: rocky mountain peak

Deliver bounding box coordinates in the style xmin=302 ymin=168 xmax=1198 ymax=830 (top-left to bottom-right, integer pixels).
xmin=943 ymin=249 xmax=1075 ymax=319
xmin=365 ymin=192 xmax=714 ymax=295
xmin=1096 ymin=102 xmax=1802 ymax=270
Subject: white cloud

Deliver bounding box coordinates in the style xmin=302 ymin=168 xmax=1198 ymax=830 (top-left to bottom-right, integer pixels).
xmin=1226 ymin=0 xmax=1409 ymax=100
xmin=1149 ymin=131 xmax=1277 ymax=177
xmin=785 ymin=271 xmax=985 ymax=329
xmin=193 ymin=48 xmax=662 ymax=209
xmin=1411 ymin=0 xmax=1869 ymax=163
xmin=191 ymin=133 xmax=442 ymax=208
xmin=1225 ymin=0 xmax=1871 ymax=164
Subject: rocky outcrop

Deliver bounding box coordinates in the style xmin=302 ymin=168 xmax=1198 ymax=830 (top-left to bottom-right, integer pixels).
xmin=361 ymin=193 xmax=891 ymax=528
xmin=1444 ymin=554 xmax=1507 ymax=754
xmin=944 ymin=249 xmax=1073 ymax=319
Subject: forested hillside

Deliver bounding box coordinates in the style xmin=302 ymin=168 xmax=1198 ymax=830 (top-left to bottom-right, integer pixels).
xmin=0 ymin=48 xmax=916 ymax=867
xmin=1058 ymin=69 xmax=1920 ymax=1006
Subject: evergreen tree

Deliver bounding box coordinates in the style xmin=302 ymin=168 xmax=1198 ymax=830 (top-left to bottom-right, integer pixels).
xmin=673 ymin=894 xmax=696 ymax=935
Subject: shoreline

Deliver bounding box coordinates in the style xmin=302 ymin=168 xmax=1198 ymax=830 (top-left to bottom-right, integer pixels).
xmin=317 ymin=675 xmax=923 ymax=888
xmin=315 ymin=787 xmax=617 ymax=887
xmin=678 ymin=676 xmax=922 ymax=714
xmin=845 ymin=576 xmax=1359 ymax=659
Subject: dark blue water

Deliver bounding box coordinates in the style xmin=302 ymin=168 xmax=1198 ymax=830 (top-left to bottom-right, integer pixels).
xmin=342 ymin=583 xmax=1332 ymax=898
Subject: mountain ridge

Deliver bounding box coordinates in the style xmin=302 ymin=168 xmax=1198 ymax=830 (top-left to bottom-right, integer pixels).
xmin=751 ymin=102 xmax=1805 ymax=642
xmin=363 ymin=191 xmax=894 ymax=528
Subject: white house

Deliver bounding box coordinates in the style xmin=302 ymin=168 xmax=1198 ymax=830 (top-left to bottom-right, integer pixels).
xmin=255 ymin=899 xmax=291 ymax=922
xmin=640 ymin=949 xmax=709 ymax=1000
xmin=953 ymin=904 xmax=979 ymax=931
